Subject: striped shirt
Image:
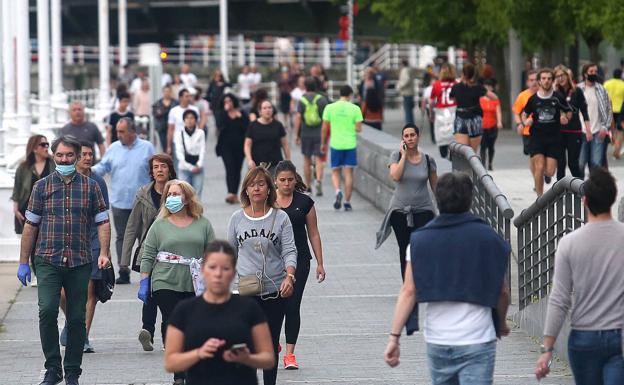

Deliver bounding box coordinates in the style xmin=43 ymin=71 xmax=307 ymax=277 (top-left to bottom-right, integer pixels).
xmin=25 ymin=171 xmax=109 ymax=267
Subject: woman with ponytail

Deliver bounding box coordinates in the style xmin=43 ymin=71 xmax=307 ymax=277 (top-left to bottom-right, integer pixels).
xmin=274 ymin=160 xmax=325 ymax=370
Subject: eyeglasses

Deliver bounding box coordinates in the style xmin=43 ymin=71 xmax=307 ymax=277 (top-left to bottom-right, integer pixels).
xmin=38 ymin=142 xmax=50 ymax=148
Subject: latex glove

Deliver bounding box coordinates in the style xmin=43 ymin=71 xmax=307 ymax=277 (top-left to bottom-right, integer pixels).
xmin=17 ymin=263 xmax=31 ymax=286
xmin=138 ymin=277 xmax=150 ymax=303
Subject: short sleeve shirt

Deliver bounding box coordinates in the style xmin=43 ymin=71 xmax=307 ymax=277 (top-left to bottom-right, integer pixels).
xmin=480 ymin=97 xmax=500 ymax=129
xmin=168 ymin=295 xmax=266 ymax=385
xmin=245 ymin=120 xmax=286 ymax=165
xmin=296 ymin=93 xmax=329 ymax=138
xmin=168 ymin=105 xmax=200 ymax=134
xmin=512 ymin=89 xmax=535 ymax=136
xmin=450 ymin=83 xmax=487 ymax=118
xmin=430 ymin=80 xmax=457 ymax=108
xmin=322 ymin=100 xmax=363 ymax=150
xmin=26 ymin=172 xmax=109 ymax=267
xmin=388 ymin=152 xmax=436 ymax=212
xmin=281 ymin=191 xmax=314 ymax=260
xmin=106 ymin=110 xmax=135 ymax=143
xmin=61 ymin=122 xmax=104 ymax=146
xmin=523 ymin=92 xmax=570 ymax=137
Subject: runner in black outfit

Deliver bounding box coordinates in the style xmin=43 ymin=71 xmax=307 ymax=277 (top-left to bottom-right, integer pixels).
xmin=274 ymin=160 xmax=325 ymax=371
xmin=522 ymin=68 xmax=572 ymax=196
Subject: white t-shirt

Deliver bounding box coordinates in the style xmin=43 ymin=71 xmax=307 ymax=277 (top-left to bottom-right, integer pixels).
xmin=180 ymin=73 xmax=198 ymax=89
xmin=238 ymin=73 xmax=254 ymax=100
xmin=251 ymin=72 xmax=262 ymax=85
xmin=168 ymin=104 xmax=200 ymax=134
xmin=129 ymin=77 xmax=143 ymax=95
xmin=406 ymin=245 xmax=496 ymax=345
xmin=583 ymin=85 xmax=601 ymax=134
xmin=290 ymin=87 xmax=305 ymax=104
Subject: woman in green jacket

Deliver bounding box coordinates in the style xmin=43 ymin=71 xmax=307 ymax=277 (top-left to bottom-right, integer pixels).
xmin=139 ymin=179 xmax=215 ymax=385
xmin=121 ymin=153 xmax=176 ymax=351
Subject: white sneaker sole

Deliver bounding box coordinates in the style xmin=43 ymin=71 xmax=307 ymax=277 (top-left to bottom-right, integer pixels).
xmin=138 ymin=329 xmax=154 ymax=352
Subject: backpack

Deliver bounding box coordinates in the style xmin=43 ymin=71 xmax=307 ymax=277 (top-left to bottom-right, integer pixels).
xmin=300 ymin=94 xmax=323 ymax=126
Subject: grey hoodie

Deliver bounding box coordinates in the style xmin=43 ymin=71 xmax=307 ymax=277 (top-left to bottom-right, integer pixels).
xmin=227 ymin=208 xmax=297 ymax=295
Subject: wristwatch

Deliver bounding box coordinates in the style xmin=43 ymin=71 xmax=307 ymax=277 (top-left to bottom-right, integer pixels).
xmin=540 ymin=345 xmax=554 ymax=354
xmin=287 ymin=273 xmax=296 ymax=284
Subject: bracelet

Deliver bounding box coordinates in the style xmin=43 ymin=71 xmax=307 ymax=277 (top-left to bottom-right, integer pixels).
xmin=389 ymin=332 xmax=401 ymax=338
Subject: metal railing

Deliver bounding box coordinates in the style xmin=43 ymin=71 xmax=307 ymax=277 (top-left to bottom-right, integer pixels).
xmin=513 ymin=176 xmax=585 ymax=310
xmin=66 ymin=89 xmax=100 ymax=109
xmin=449 ymin=143 xmax=514 ymax=242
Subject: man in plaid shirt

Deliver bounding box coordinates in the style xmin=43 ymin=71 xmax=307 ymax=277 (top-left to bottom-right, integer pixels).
xmin=17 ymin=135 xmax=111 ymax=385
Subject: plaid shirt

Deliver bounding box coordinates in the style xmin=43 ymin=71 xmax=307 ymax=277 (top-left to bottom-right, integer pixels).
xmin=25 ymin=171 xmax=109 ymax=267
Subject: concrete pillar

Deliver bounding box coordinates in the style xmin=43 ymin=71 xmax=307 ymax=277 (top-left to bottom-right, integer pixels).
xmin=0 ymin=1 xmax=4 ymax=165
xmin=98 ymin=0 xmax=111 ymax=115
xmin=219 ymin=0 xmax=228 ymax=79
xmin=606 ymin=45 xmax=619 ymax=79
xmin=118 ymin=0 xmax=128 ymax=74
xmin=15 ymin=0 xmax=31 ymax=138
xmin=346 ymin=0 xmax=353 ymax=86
xmin=447 ymin=46 xmax=456 ymax=67
xmin=237 ymin=34 xmax=245 ymax=67
xmin=508 ymin=29 xmax=522 ymax=113
xmin=321 ymin=37 xmax=331 ymax=69
xmin=51 ymin=0 xmax=65 ymax=121
xmin=37 ymin=0 xmax=51 ymax=124
xmin=2 ymin=0 xmax=16 ymax=132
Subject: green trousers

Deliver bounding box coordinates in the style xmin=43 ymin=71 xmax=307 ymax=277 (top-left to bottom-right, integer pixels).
xmin=35 ymin=257 xmax=91 ymax=377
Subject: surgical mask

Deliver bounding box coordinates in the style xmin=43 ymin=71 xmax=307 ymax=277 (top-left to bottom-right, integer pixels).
xmin=55 ymin=162 xmax=76 ymax=176
xmin=165 ymin=195 xmax=184 ymax=213
xmin=587 ymin=74 xmax=598 ymax=82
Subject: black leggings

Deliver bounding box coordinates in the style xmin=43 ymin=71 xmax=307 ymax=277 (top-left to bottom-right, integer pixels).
xmin=284 ymin=259 xmax=311 ymax=345
xmin=152 ymin=289 xmax=194 ymax=381
xmin=480 ymin=128 xmax=498 ymax=167
xmin=142 ymin=299 xmax=158 ymax=340
xmin=389 ymin=210 xmax=435 ymax=280
xmin=221 ymin=147 xmax=244 ymax=194
xmin=252 ymin=294 xmax=286 ymax=385
xmin=557 ymin=131 xmax=583 ymax=180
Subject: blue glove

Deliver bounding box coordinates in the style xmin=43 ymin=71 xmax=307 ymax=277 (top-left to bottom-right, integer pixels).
xmin=17 ymin=263 xmax=31 ymax=286
xmin=138 ymin=277 xmax=150 ymax=303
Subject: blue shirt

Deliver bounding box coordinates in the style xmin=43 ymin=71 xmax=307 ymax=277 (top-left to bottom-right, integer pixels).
xmin=92 ymin=138 xmax=154 ymax=209
xmin=88 ymin=171 xmax=110 ymax=251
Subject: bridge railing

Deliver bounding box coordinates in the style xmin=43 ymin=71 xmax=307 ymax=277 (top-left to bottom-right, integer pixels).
xmin=513 ymin=176 xmax=585 ymax=310
xmin=449 ymin=143 xmax=514 ymax=241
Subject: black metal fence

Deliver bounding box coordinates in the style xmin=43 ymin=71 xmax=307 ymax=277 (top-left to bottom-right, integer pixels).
xmin=513 ymin=176 xmax=585 ymax=310
xmin=449 ymin=143 xmax=514 ymax=242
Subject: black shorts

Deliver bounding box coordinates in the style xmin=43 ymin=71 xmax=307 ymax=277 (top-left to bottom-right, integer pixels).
xmin=528 ymin=136 xmax=561 ymax=159
xmin=522 ymin=136 xmax=530 ymax=156
xmin=614 ymin=113 xmax=622 ymax=131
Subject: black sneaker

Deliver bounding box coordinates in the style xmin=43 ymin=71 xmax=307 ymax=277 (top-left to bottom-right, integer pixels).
xmin=333 ymin=191 xmax=343 ymax=210
xmin=39 ymin=369 xmax=62 ymax=385
xmin=544 ymin=175 xmax=552 ymax=184
xmin=115 ymin=269 xmax=130 ymax=285
xmin=65 ymin=375 xmax=80 ymax=385
xmin=344 ymin=202 xmax=352 ymax=211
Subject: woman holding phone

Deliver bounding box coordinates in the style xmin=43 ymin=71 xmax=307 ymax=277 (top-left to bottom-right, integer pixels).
xmin=165 ymin=240 xmax=274 ymax=385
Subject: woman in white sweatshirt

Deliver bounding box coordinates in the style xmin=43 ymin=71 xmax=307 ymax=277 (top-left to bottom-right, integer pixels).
xmin=174 ymin=109 xmax=206 ymax=198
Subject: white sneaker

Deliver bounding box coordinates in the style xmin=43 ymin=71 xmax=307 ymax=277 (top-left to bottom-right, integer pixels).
xmin=31 ymin=275 xmax=38 ymax=287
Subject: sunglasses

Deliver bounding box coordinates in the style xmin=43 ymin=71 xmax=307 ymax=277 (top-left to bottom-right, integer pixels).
xmin=38 ymin=142 xmax=50 ymax=148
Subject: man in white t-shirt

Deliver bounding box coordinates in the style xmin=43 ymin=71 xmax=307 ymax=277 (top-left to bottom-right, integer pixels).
xmin=166 ymin=88 xmax=199 ymax=155
xmin=385 ymin=172 xmax=510 ymax=385
xmin=250 ymin=64 xmax=262 ymax=90
xmin=179 ymin=63 xmax=198 ymax=90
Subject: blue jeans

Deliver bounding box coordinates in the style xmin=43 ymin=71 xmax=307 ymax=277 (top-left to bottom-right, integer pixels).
xmin=403 ymin=95 xmax=415 ymax=124
xmin=427 ymin=340 xmax=496 ymax=385
xmin=568 ymin=329 xmax=624 ymax=385
xmin=178 ymin=169 xmax=204 ymax=198
xmin=579 ymin=134 xmax=606 ymax=177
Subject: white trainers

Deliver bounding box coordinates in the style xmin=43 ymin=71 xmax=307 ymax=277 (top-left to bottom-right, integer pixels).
xmin=31 ymin=275 xmax=38 ymax=287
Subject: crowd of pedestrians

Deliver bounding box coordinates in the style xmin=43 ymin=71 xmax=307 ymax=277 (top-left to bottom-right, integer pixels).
xmin=10 ymin=57 xmax=624 ymax=385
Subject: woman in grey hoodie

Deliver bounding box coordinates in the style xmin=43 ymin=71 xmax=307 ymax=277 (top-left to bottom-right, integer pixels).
xmin=227 ymin=166 xmax=297 ymax=385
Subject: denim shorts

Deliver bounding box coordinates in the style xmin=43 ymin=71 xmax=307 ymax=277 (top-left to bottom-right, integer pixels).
xmin=426 ymin=340 xmax=496 ymax=385
xmin=454 ymin=116 xmax=483 ymax=138
xmin=330 ymin=148 xmax=357 ymax=168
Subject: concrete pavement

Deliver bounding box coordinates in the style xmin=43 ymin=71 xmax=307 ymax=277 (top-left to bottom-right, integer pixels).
xmin=0 ymin=117 xmax=575 ymax=384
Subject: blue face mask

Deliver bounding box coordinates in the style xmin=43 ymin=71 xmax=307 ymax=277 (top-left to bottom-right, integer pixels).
xmin=56 ymin=162 xmax=76 ymax=176
xmin=165 ymin=195 xmax=184 ymax=213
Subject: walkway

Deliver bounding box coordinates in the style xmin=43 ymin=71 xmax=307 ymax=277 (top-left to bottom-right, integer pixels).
xmin=0 ymin=118 xmax=576 ymax=384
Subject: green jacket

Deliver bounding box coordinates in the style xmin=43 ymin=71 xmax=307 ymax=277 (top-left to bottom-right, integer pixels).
xmin=11 ymin=159 xmax=55 ymax=209
xmin=121 ymin=182 xmax=160 ymax=267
